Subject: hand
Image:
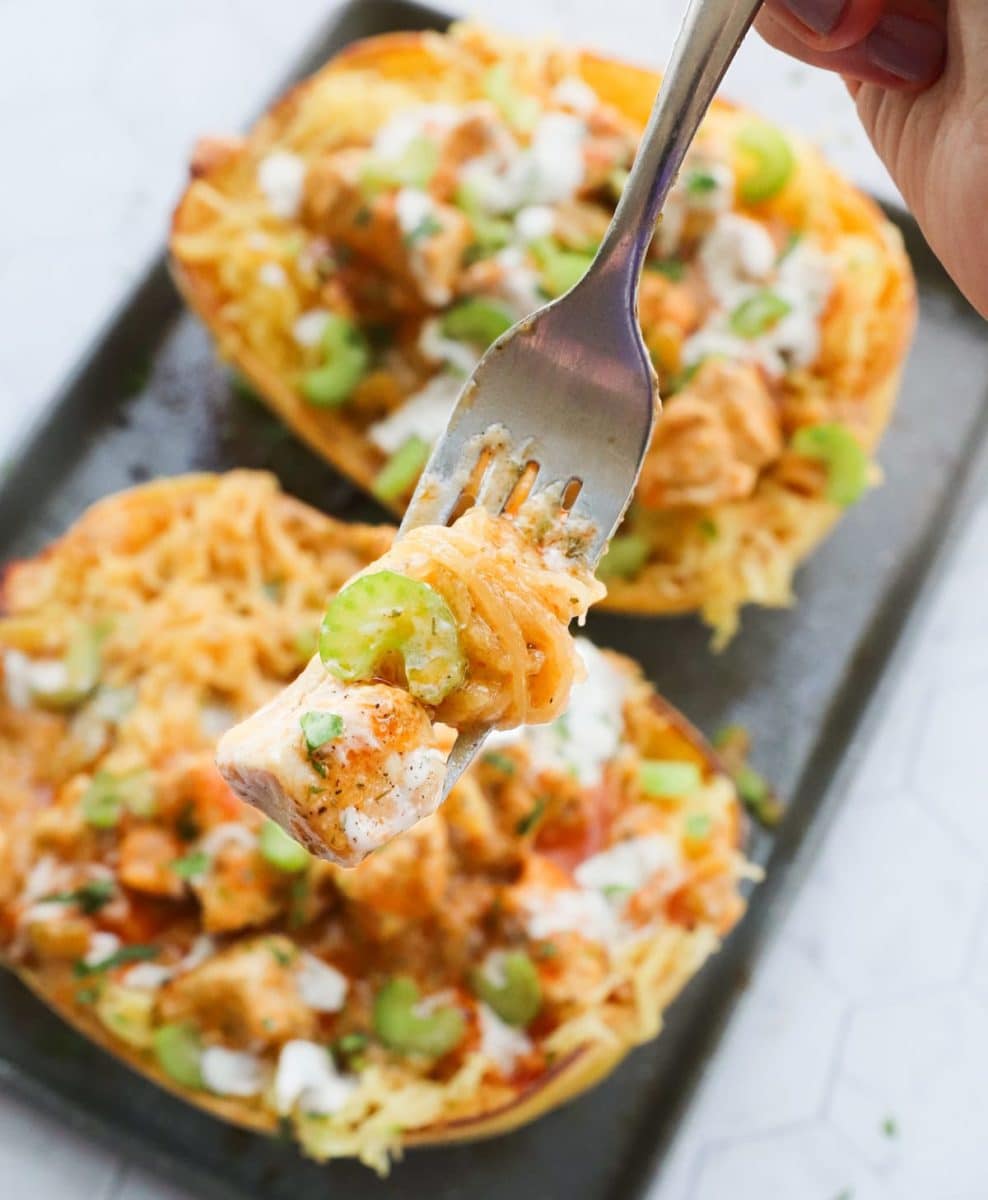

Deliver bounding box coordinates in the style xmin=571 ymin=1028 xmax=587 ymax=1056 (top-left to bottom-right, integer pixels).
xmin=756 ymin=1 xmax=988 ymax=317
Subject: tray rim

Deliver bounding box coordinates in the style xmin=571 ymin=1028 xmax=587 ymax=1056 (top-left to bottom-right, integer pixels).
xmin=2 ymin=3 xmax=987 ymax=1197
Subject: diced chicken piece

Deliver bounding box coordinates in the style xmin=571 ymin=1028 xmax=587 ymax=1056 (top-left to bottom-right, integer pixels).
xmin=332 ymin=813 xmax=450 ymax=943
xmin=551 ymin=199 xmax=610 ymax=251
xmin=189 ymin=135 xmax=245 ymax=180
xmin=193 ymin=842 xmax=286 ymax=935
xmin=433 ymin=107 xmax=514 ymax=199
xmin=157 ymin=935 xmax=315 ymax=1048
xmin=216 ymin=658 xmax=447 ymax=868
xmin=117 ymin=826 xmax=186 ymax=899
xmin=303 ymin=149 xmax=472 ymax=306
xmin=26 ymin=915 xmax=92 ymax=961
xmin=638 ymin=360 xmax=782 ymax=508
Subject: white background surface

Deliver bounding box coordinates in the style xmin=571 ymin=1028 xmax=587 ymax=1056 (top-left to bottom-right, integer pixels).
xmin=0 ymin=3 xmax=985 ymax=1199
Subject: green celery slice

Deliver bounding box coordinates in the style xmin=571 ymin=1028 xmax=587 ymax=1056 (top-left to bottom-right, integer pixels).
xmin=639 ymin=759 xmax=703 ymax=798
xmin=300 ymin=315 xmax=369 ymax=408
xmin=372 ymin=436 xmax=431 ymax=506
xmin=470 ymin=952 xmax=541 ymax=1027
xmin=735 ymin=121 xmax=795 ymax=204
xmin=373 ymin=977 xmax=465 ymax=1057
xmin=791 ymin=423 xmax=869 ymax=506
xmin=319 ymin=569 xmax=465 ymax=705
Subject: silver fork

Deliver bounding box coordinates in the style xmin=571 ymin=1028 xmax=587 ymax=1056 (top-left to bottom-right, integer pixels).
xmin=400 ymin=0 xmax=765 ymax=792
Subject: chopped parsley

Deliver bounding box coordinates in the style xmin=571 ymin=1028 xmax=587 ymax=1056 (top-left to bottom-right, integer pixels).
xmin=534 ymin=941 xmax=559 ymax=960
xmin=515 ymin=797 xmax=547 ymax=836
xmin=686 ymin=169 xmax=719 ymax=196
xmin=881 ymin=1115 xmax=898 ymax=1139
xmin=698 ymin=517 xmax=719 ymax=541
xmin=42 ymin=879 xmax=115 ymax=914
xmin=74 ymin=943 xmax=160 ymax=978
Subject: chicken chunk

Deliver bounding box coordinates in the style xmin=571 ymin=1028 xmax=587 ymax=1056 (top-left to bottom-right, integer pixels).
xmin=216 ymin=658 xmax=447 ymax=868
xmin=303 ymin=149 xmax=472 ymax=307
xmin=157 ymin=935 xmax=315 ymax=1048
xmin=638 ymin=360 xmax=782 ymax=508
xmin=192 ymin=841 xmax=286 ymax=934
xmin=117 ymin=826 xmax=186 ymax=899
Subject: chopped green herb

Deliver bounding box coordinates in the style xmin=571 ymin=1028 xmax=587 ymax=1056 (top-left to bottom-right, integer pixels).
xmin=534 ymin=941 xmax=558 ymax=960
xmin=686 ymin=169 xmax=719 ymax=196
xmin=602 ymin=883 xmax=634 ymax=900
xmin=81 ymin=770 xmax=155 ymax=829
xmin=300 ymin=711 xmax=344 ymax=752
xmin=75 ymin=986 xmax=100 ymax=1006
xmin=516 ymin=797 xmax=547 ymax=837
xmin=261 ymin=579 xmax=284 ymax=602
xmin=288 ymin=874 xmax=311 ymax=930
xmin=648 ymin=257 xmax=685 ymax=282
xmin=597 ymin=533 xmax=649 ymax=581
xmin=74 ymin=943 xmax=160 ymax=978
xmin=333 ymin=1031 xmax=369 ymax=1061
xmin=698 ymin=517 xmax=719 ymax=541
xmin=777 ymin=231 xmax=803 ymax=263
xmin=372 ymin=435 xmax=431 ymax=505
xmin=881 ymin=1115 xmax=898 ymax=1139
xmin=172 ymin=850 xmax=210 ymax=881
xmin=791 ymin=423 xmax=869 ymax=507
xmin=685 ymin=813 xmax=712 ymax=840
xmin=354 ymin=205 xmax=372 ymax=227
xmin=483 ymin=63 xmax=539 ymax=132
xmin=42 ymin=879 xmax=115 ymax=914
xmin=470 ymin=951 xmax=542 ymax=1026
xmin=300 ymin=315 xmax=369 ymax=409
xmin=482 ymin=751 xmax=517 ymax=776
xmin=404 ymin=213 xmax=443 ymax=246
xmin=729 ymin=290 xmax=792 ymax=338
xmin=639 ymin=759 xmax=703 ymax=798
xmin=665 ymin=359 xmax=703 ymax=395
xmin=258 ymin=820 xmax=310 ymax=874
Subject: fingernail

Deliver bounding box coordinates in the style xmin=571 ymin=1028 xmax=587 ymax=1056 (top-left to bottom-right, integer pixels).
xmin=782 ymin=0 xmax=847 ymax=36
xmin=867 ymin=15 xmax=946 ymax=82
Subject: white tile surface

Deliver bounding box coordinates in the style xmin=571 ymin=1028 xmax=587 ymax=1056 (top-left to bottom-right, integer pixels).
xmin=0 ymin=3 xmax=983 ymax=1200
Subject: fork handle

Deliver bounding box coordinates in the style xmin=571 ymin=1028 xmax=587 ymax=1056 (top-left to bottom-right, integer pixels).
xmin=592 ymin=0 xmax=765 ymax=297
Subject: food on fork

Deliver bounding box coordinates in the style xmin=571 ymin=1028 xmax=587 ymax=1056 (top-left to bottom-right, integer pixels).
xmin=217 ymin=502 xmax=604 ymax=864
xmin=0 ymin=471 xmax=752 ymax=1171
xmin=171 ymin=23 xmax=915 ymax=644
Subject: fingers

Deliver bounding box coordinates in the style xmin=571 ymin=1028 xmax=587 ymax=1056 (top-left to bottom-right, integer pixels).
xmin=756 ymin=0 xmax=947 ymax=88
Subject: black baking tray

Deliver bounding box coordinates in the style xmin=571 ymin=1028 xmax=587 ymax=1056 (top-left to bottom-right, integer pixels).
xmin=1 ymin=2 xmax=986 ymax=1196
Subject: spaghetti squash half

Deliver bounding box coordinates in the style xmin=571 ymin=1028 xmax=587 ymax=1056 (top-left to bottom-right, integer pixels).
xmin=0 ymin=471 xmax=752 ymax=1172
xmin=170 ymin=23 xmax=916 ymax=644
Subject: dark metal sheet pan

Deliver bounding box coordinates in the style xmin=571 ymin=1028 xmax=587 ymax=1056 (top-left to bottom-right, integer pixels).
xmin=1 ymin=2 xmax=986 ymax=1196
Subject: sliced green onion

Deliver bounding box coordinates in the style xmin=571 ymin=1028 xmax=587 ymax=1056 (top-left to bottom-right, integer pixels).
xmin=373 ymin=976 xmax=465 ymax=1058
xmin=530 ymin=238 xmax=594 ymax=298
xmin=33 ymin=623 xmax=110 ymax=710
xmin=597 ymin=534 xmax=650 ymax=581
xmin=258 ymin=820 xmax=310 ymax=873
xmin=483 ymin=64 xmax=539 ymax=132
xmin=684 ymin=813 xmax=712 ymax=840
xmin=300 ymin=711 xmax=344 ymax=752
xmin=74 ymin=943 xmax=160 ymax=978
xmin=729 ymin=290 xmax=792 ymax=339
xmin=791 ymin=423 xmax=869 ymax=507
xmin=470 ymin=952 xmax=542 ymax=1027
xmin=171 ymin=850 xmax=210 ymax=881
xmin=95 ymin=983 xmax=155 ymax=1048
xmin=153 ymin=1023 xmax=204 ymax=1089
xmin=372 ymin=435 xmax=431 ymax=505
xmin=320 ymin=569 xmax=465 ymax=705
xmin=515 ymin=797 xmax=546 ymax=837
xmin=81 ymin=770 xmax=155 ymax=829
xmin=441 ymin=298 xmax=514 ymax=346
xmin=685 ymin=169 xmax=719 ymax=197
xmin=42 ymin=879 xmax=115 ymax=914
xmin=639 ymin=759 xmax=703 ymax=798
xmin=361 ymin=135 xmax=438 ymax=193
xmin=735 ymin=121 xmax=795 ymax=204
xmin=300 ymin=315 xmax=369 ymax=409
